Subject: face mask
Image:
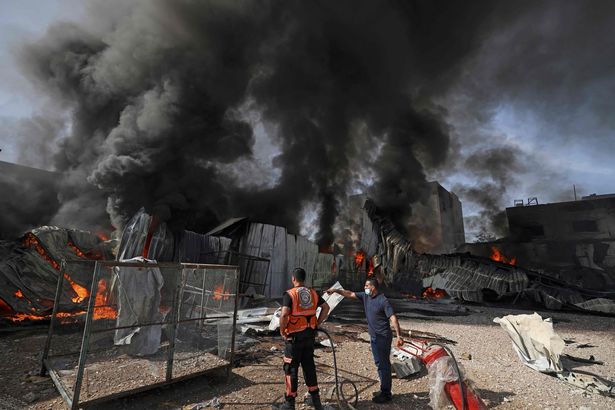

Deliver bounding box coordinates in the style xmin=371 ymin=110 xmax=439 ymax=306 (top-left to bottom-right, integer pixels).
xmin=365 ymin=288 xmax=372 ymax=296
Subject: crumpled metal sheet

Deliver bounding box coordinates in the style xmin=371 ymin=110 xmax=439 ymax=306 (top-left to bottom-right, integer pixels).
xmin=113 ymin=256 xmax=165 ymax=356
xmin=363 ymin=198 xmax=615 ymax=314
xmin=495 ymin=312 xmax=615 ymax=398
xmin=422 ymin=261 xmax=529 ymax=303
xmin=0 ymin=226 xmax=113 ymax=317
xmin=117 ymin=208 xmax=174 ymax=261
xmin=494 ymin=313 xmax=564 ymax=373
xmin=574 ymin=298 xmax=615 ymax=314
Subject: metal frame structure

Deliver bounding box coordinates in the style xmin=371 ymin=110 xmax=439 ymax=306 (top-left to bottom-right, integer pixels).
xmin=200 ymin=250 xmax=270 ymax=296
xmin=41 ymin=260 xmax=240 ymax=409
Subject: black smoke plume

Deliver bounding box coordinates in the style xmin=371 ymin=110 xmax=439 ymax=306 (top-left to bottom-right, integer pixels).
xmin=8 ymin=0 xmax=498 ymax=243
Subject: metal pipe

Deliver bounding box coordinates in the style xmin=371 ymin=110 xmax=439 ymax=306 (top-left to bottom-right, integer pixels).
xmin=40 ymin=259 xmax=67 ymax=376
xmin=71 ymin=261 xmax=102 ymax=410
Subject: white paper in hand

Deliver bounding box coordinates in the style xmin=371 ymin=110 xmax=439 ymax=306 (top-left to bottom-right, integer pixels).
xmin=317 ymin=281 xmax=345 ymax=320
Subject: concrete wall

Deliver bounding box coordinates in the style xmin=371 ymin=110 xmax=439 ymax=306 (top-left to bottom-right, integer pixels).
xmin=506 ymin=196 xmax=615 ymax=242
xmin=408 ymin=182 xmax=465 ymax=254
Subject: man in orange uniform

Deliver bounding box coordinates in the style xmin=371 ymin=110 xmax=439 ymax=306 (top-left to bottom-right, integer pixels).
xmin=274 ymin=268 xmax=330 ymax=410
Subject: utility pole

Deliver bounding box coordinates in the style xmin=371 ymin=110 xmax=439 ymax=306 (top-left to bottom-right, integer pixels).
xmin=573 ymin=184 xmax=577 ymax=201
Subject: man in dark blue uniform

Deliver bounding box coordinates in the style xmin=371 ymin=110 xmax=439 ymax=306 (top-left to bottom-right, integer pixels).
xmin=326 ymin=278 xmax=403 ymax=404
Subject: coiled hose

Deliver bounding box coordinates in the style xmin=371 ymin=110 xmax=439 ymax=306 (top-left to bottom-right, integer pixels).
xmin=317 ymin=329 xmax=359 ymax=409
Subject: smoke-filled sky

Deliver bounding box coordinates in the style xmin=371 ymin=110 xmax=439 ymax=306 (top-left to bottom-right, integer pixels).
xmin=1 ymin=0 xmax=614 ymax=243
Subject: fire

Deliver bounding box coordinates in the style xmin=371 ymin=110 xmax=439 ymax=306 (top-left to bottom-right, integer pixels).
xmin=63 ymin=273 xmax=89 ymax=303
xmin=67 ymin=239 xmax=87 ymax=258
xmin=15 ymin=290 xmax=23 ymax=298
xmin=354 ymin=250 xmax=366 ymax=268
xmin=22 ymin=232 xmax=90 ymax=303
xmin=490 ymin=246 xmax=516 ymax=266
xmin=212 ymin=284 xmax=230 ymax=301
xmin=92 ymin=279 xmax=117 ymax=320
xmin=1 ymin=295 xmax=87 ymax=323
xmin=23 ymin=232 xmax=60 ymax=270
xmin=97 ymin=232 xmax=110 ymax=241
xmin=422 ymin=287 xmax=447 ymax=299
xmin=367 ymin=258 xmax=375 ymax=277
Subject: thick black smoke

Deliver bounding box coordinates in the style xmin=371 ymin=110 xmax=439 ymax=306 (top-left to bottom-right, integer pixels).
xmin=440 ymin=0 xmax=615 ymax=242
xmin=452 ymin=147 xmax=522 ymax=240
xmin=9 ymin=0 xmax=498 ymax=243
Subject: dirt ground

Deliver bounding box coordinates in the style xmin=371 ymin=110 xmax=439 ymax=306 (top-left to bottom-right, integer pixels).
xmin=1 ymin=305 xmax=614 ymax=409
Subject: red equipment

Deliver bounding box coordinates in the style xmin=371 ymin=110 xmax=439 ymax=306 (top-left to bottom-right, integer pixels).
xmin=398 ymin=339 xmax=487 ymax=410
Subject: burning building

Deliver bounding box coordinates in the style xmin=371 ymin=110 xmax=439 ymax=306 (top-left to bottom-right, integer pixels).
xmin=459 ymin=193 xmax=615 ymax=291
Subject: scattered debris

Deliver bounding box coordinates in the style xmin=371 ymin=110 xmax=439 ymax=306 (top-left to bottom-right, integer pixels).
xmin=317 ymin=338 xmax=337 ymax=348
xmin=562 ymin=354 xmax=604 ymax=366
xmin=391 ymin=355 xmax=423 ymax=379
xmin=495 ymin=312 xmax=615 ymax=398
xmin=459 ymin=352 xmax=472 ymax=361
xmin=576 ymin=343 xmax=596 ymax=349
xmin=186 ymin=397 xmax=222 ymax=409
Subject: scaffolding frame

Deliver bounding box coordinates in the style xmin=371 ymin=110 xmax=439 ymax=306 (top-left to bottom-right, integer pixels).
xmin=40 ymin=259 xmax=240 ymax=409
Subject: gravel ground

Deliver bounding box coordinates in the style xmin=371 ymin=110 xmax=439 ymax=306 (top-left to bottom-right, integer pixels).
xmin=0 ymin=305 xmax=613 ymax=409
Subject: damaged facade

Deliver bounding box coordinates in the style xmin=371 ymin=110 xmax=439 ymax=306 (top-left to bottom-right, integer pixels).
xmin=2 ymin=194 xmax=615 ymax=324
xmin=459 ymin=193 xmax=615 ymax=291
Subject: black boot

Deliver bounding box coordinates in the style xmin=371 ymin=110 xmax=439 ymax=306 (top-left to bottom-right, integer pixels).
xmin=272 ymin=396 xmax=295 ymax=410
xmin=310 ymin=393 xmax=324 ymax=410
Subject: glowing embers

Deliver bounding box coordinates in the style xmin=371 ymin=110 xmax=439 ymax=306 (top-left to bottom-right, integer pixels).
xmin=490 ymin=246 xmax=517 ymax=266
xmin=21 ymin=232 xmax=90 ymax=303
xmin=354 ymin=250 xmax=366 ymax=268
xmin=23 ymin=232 xmax=60 ymax=270
xmin=421 ymin=287 xmax=447 ymax=299
xmin=212 ymin=284 xmax=230 ymax=301
xmin=92 ymin=279 xmax=118 ymax=320
xmin=97 ymin=232 xmax=110 ymax=241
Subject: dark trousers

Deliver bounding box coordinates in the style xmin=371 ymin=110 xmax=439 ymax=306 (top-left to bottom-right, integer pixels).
xmin=283 ymin=336 xmax=319 ymax=400
xmin=370 ymin=333 xmax=393 ymax=395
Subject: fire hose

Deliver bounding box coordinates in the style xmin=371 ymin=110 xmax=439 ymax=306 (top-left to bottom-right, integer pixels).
xmin=317 ymin=329 xmax=359 ymax=409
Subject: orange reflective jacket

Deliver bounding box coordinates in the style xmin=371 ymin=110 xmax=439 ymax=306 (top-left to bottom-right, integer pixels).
xmin=284 ymin=287 xmax=319 ymax=336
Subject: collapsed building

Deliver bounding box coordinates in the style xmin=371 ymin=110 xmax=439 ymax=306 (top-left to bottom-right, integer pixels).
xmin=459 ymin=193 xmax=615 ymax=292
xmin=2 ymin=195 xmax=615 ymax=324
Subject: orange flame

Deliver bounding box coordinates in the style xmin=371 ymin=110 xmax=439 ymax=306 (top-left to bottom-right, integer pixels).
xmin=64 ymin=273 xmax=89 ymax=303
xmin=22 ymin=232 xmax=90 ymax=304
xmin=97 ymin=232 xmax=110 ymax=241
xmin=367 ymin=258 xmax=375 ymax=277
xmin=92 ymin=279 xmax=117 ymax=320
xmin=212 ymin=284 xmax=229 ymax=301
xmin=422 ymin=287 xmax=447 ymax=299
xmin=1 ymin=296 xmax=87 ymax=323
xmin=67 ymin=239 xmax=87 ymax=259
xmin=490 ymin=246 xmax=517 ymax=265
xmin=354 ymin=250 xmax=366 ymax=268
xmin=15 ymin=290 xmax=23 ymax=298
xmin=23 ymin=232 xmax=60 ymax=270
